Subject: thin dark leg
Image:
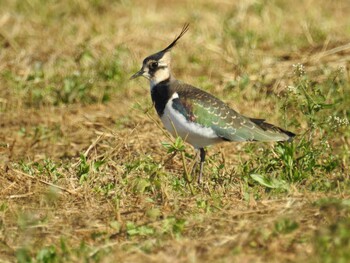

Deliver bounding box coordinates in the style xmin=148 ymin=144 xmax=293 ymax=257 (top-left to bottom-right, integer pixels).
xmin=198 ymin=148 xmax=206 ymax=184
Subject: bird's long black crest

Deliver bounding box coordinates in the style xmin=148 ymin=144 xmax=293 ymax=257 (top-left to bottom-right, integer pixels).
xmin=161 ymin=23 xmax=189 ymax=53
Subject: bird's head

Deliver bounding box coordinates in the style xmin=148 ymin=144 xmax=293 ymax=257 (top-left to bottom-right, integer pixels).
xmin=130 ymin=23 xmax=189 ymax=87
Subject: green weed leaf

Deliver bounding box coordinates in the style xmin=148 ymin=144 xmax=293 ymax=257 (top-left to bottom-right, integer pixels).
xmin=250 ymin=173 xmax=289 ymax=190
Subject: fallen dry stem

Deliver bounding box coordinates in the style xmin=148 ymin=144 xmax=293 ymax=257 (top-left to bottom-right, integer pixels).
xmin=11 ymin=168 xmax=81 ymax=196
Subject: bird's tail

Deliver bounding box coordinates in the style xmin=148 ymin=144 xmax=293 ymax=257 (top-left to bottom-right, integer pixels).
xmin=249 ymin=118 xmax=296 ymax=142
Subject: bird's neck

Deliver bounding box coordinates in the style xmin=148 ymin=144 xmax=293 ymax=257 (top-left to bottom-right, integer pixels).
xmin=150 ymin=77 xmax=177 ymax=116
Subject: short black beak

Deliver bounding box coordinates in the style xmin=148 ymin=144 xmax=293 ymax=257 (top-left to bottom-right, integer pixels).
xmin=129 ymin=69 xmax=144 ymax=80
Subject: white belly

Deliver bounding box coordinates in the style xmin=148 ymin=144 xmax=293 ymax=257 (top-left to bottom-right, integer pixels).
xmin=160 ymin=93 xmax=221 ymax=148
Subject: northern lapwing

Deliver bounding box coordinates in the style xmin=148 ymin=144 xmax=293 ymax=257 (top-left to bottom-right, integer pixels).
xmin=130 ymin=24 xmax=295 ymax=183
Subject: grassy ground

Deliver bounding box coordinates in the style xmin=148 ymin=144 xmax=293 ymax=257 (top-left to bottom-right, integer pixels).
xmin=1 ymin=0 xmax=350 ymax=262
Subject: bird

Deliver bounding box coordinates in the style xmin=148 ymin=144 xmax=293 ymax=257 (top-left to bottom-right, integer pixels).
xmin=130 ymin=24 xmax=295 ymax=183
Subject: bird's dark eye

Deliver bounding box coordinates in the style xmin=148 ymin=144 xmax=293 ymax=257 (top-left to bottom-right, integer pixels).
xmin=149 ymin=61 xmax=158 ymax=70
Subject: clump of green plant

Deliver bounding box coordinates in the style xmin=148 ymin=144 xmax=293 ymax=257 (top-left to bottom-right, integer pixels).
xmin=123 ymin=154 xmax=168 ymax=197
xmin=312 ymin=199 xmax=350 ymax=262
xmin=242 ymin=64 xmax=348 ymax=191
xmin=314 ymin=220 xmax=350 ymax=262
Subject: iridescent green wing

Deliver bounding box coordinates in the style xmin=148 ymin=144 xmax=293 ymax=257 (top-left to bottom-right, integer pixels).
xmin=174 ymin=84 xmax=291 ymax=142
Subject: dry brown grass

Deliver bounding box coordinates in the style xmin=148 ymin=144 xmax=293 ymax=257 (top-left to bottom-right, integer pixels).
xmin=1 ymin=0 xmax=350 ymax=262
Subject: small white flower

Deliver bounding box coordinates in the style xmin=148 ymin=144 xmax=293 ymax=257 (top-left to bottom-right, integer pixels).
xmin=327 ymin=115 xmax=349 ymax=129
xmin=287 ymin=85 xmax=297 ymax=93
xmin=293 ymin=63 xmax=305 ymax=77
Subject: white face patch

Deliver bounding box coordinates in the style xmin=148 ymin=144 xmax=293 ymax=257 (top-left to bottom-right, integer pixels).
xmin=150 ymin=66 xmax=170 ymax=89
xmin=160 ymin=92 xmax=221 ymax=148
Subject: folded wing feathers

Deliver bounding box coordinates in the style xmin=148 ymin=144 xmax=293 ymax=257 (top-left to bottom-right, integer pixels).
xmin=248 ymin=118 xmax=296 ymax=142
xmin=172 ymin=82 xmax=295 ymax=143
